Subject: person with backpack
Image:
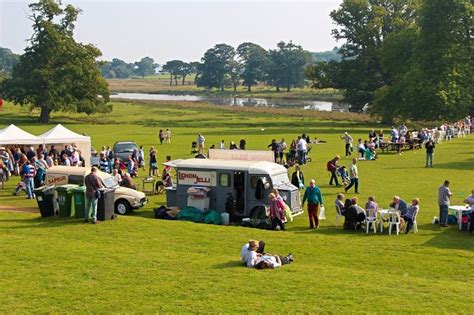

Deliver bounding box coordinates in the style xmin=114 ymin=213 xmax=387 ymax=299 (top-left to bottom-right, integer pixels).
xmin=327 ymin=155 xmax=340 ymax=186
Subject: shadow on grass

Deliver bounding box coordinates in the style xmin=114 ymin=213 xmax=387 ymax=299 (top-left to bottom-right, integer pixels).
xmin=213 ymin=260 xmax=245 ymax=269
xmin=0 ymin=216 xmax=87 ymax=229
xmin=419 ymin=224 xmax=474 ymax=251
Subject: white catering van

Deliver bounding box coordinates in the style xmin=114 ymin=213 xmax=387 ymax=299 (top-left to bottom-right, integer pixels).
xmin=45 ymin=166 xmax=147 ymax=215
xmin=166 ymin=158 xmax=302 ymax=220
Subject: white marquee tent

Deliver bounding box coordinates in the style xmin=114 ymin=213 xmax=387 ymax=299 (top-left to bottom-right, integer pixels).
xmin=0 ymin=124 xmax=43 ymax=145
xmin=38 ymin=124 xmax=91 ymax=167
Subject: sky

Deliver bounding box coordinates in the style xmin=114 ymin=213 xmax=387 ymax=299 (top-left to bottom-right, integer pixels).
xmin=0 ymin=0 xmax=343 ymax=63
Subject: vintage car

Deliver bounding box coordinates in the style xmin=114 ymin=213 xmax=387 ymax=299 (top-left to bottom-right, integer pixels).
xmin=45 ymin=166 xmax=147 ymax=215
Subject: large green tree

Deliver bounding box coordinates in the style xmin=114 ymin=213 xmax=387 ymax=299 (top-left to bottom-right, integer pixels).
xmin=134 ymin=56 xmax=158 ymax=77
xmin=100 ymin=58 xmax=135 ymax=79
xmin=237 ymin=42 xmax=269 ymax=91
xmin=196 ymin=44 xmax=236 ymax=91
xmin=329 ymin=0 xmax=418 ymax=116
xmin=0 ymin=0 xmax=110 ymax=123
xmin=267 ymin=41 xmax=310 ymax=92
xmin=161 ymin=60 xmax=185 ymax=85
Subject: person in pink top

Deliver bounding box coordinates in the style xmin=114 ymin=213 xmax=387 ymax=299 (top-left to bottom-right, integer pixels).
xmin=268 ymin=192 xmax=286 ymax=231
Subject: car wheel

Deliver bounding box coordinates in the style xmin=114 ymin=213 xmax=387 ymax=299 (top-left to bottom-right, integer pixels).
xmin=115 ymin=200 xmax=130 ymax=215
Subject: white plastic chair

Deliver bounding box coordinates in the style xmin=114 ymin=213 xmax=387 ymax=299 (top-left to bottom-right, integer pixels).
xmin=404 ymin=209 xmax=419 ymax=234
xmin=365 ymin=208 xmax=377 ymax=234
xmin=335 ymin=204 xmax=344 ymax=226
xmin=388 ymin=211 xmax=401 ymax=235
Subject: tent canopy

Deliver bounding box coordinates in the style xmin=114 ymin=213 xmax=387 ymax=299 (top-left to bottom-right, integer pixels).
xmin=39 ymin=124 xmax=92 ymax=167
xmin=38 ymin=124 xmax=90 ymax=143
xmin=0 ymin=124 xmax=43 ymax=145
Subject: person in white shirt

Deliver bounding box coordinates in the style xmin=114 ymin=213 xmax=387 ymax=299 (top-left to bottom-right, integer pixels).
xmin=254 ymin=253 xmax=294 ymax=269
xmin=345 ymin=158 xmax=359 ymax=193
xmin=297 ymin=136 xmax=308 ymax=165
xmin=342 ymin=131 xmax=353 ymax=157
xmin=219 ymin=140 xmax=225 ymax=150
xmin=240 ymin=240 xmax=265 ymax=267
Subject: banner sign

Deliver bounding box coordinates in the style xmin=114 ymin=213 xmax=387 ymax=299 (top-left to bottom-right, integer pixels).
xmin=209 ymin=149 xmax=273 ymax=162
xmin=46 ymin=174 xmax=68 ymax=186
xmin=178 ymin=170 xmax=217 ymax=187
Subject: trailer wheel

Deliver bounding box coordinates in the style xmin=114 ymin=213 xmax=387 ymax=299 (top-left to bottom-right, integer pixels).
xmin=250 ymin=205 xmax=268 ymax=220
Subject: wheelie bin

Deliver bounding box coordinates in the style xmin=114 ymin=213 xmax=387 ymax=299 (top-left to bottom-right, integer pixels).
xmin=97 ymin=188 xmax=116 ymax=221
xmin=34 ymin=185 xmax=56 ymax=218
xmin=56 ymin=184 xmax=77 ymax=217
xmin=72 ymin=186 xmax=87 ymax=219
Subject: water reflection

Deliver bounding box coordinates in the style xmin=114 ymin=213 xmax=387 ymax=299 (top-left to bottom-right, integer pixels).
xmin=111 ymin=93 xmax=348 ymax=112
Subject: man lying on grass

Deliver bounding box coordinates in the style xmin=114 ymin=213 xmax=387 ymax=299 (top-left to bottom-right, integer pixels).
xmin=241 ymin=239 xmax=293 ymax=269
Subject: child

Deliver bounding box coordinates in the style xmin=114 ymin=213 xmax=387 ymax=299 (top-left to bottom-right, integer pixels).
xmin=13 ymin=181 xmax=26 ymax=195
xmin=338 ymin=166 xmax=350 ymax=186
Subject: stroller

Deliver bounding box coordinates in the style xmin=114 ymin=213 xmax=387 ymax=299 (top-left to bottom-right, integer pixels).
xmin=305 ymin=147 xmax=313 ymax=163
xmin=285 ymin=151 xmax=297 ymax=167
xmin=191 ymin=141 xmax=198 ymax=154
xmin=337 ymin=166 xmax=351 ymax=186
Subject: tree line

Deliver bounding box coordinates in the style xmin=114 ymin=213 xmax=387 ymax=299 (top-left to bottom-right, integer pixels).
xmin=305 ymin=0 xmax=473 ymax=123
xmin=187 ymin=41 xmax=312 ymax=92
xmin=99 ymin=56 xmax=158 ymax=79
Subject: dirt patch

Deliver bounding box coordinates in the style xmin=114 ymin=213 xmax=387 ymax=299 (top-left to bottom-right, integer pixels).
xmin=0 ymin=205 xmax=38 ymax=213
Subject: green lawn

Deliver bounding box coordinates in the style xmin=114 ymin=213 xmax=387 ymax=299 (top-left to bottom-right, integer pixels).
xmin=0 ymin=100 xmax=473 ymax=313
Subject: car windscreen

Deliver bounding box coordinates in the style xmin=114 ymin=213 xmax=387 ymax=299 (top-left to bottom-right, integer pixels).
xmin=114 ymin=143 xmax=136 ymax=153
xmin=271 ymin=172 xmax=290 ymax=186
xmin=102 ymin=175 xmax=118 ymax=189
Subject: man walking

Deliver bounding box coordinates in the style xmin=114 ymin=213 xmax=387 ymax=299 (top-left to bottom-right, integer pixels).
xmin=327 ymin=155 xmax=340 ymax=186
xmin=22 ymin=160 xmax=36 ymax=199
xmin=345 ymin=158 xmax=359 ymax=193
xmin=85 ymin=167 xmax=103 ymax=224
xmin=302 ymin=179 xmax=324 ymax=229
xmin=438 ymin=180 xmax=452 ymax=227
xmin=425 ymin=139 xmax=435 ymax=168
xmin=342 ymin=132 xmax=353 ymax=157
xmin=197 ymin=133 xmax=205 ymax=155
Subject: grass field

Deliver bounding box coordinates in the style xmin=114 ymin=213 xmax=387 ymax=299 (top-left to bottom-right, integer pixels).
xmin=0 ymin=100 xmax=473 ymax=313
xmin=107 ymin=77 xmax=343 ymax=101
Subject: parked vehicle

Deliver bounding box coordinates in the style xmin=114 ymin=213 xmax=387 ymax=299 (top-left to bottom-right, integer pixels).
xmin=166 ymin=158 xmax=302 ymax=220
xmin=45 ymin=166 xmax=147 ymax=215
xmin=113 ymin=141 xmax=138 ymax=163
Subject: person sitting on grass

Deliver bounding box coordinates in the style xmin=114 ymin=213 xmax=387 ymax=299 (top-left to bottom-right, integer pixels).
xmin=401 ymin=198 xmax=420 ymax=234
xmin=357 ymin=139 xmax=366 ymax=158
xmin=254 ymin=253 xmax=294 ymax=270
xmin=240 ymin=240 xmax=266 ymax=267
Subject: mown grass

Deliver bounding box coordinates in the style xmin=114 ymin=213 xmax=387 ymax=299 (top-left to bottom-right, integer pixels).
xmin=0 ymin=100 xmax=473 ymax=313
xmin=107 ymin=78 xmax=343 ymax=101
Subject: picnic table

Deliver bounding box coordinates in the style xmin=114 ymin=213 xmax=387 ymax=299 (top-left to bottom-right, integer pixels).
xmin=448 ymin=205 xmax=471 ymax=230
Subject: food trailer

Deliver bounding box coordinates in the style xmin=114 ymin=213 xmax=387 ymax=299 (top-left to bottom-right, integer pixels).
xmin=166 ymin=158 xmax=302 ymax=220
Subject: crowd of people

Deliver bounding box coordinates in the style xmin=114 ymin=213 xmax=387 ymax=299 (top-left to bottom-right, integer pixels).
xmin=0 ymin=144 xmax=86 ymax=198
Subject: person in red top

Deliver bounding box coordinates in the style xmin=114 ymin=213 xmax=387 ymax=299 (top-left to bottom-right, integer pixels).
xmin=268 ymin=192 xmax=286 ymax=231
xmin=327 ymin=155 xmax=341 ymax=186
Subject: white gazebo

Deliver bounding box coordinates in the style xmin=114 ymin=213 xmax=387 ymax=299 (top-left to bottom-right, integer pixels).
xmin=0 ymin=124 xmax=43 ymax=145
xmin=39 ymin=124 xmax=91 ymax=167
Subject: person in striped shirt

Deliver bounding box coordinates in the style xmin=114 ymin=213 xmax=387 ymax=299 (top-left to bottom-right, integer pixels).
xmin=438 ymin=180 xmax=452 ymax=227
xmin=22 ymin=160 xmax=36 ymax=199
xmin=99 ymin=153 xmax=109 ymax=173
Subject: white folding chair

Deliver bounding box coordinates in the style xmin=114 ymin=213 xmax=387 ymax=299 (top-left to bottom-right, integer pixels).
xmin=365 ymin=208 xmax=377 ymax=234
xmin=388 ymin=211 xmax=401 ymax=235
xmin=335 ymin=204 xmax=344 ymax=226
xmin=404 ymin=209 xmax=419 ymax=234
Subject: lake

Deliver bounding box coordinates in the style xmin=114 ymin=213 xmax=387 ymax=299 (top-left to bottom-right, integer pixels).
xmin=110 ymin=93 xmax=349 ymax=112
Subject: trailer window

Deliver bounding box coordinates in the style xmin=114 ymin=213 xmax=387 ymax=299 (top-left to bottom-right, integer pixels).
xmin=219 ymin=173 xmax=230 ymax=187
